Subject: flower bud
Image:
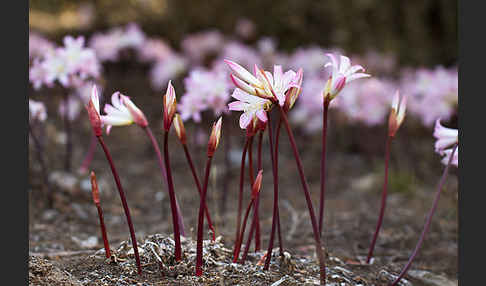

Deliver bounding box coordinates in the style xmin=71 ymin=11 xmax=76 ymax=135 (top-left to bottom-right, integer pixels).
xmin=86 ymin=85 xmax=102 ymax=137
xmin=207 ymin=117 xmax=223 ymax=157
xmin=173 ymin=113 xmax=187 ymax=144
xmin=163 ymin=81 xmax=177 ymax=131
xmin=388 ymin=90 xmax=407 ymax=137
xmin=251 ymin=170 xmax=263 ymax=200
xmin=90 ymin=171 xmax=100 ymax=205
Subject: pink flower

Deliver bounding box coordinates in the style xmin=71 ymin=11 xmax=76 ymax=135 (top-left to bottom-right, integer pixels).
xmin=178 ymin=93 xmax=207 ymax=123
xmin=150 ymin=53 xmax=188 ymax=90
xmin=181 ymin=30 xmax=224 ymax=63
xmin=101 ymin=92 xmax=148 ymax=134
xmin=324 ymin=53 xmax=370 ymax=100
xmin=225 ymin=59 xmax=301 ymax=106
xmin=433 ymin=119 xmax=458 ymax=167
xmin=433 ymin=119 xmax=458 ymax=153
xmin=228 ymin=88 xmax=271 ymax=129
xmin=182 ymin=67 xmax=231 ymax=117
xmin=29 ymin=99 xmax=47 ymax=122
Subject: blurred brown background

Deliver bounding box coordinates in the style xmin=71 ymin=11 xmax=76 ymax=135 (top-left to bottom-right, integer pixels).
xmin=29 ymin=0 xmax=457 ymax=67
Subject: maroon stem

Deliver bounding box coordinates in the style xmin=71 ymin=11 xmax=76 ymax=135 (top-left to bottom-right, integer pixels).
xmin=163 ymin=131 xmax=182 ymax=261
xmin=29 ymin=122 xmax=53 ymax=208
xmin=234 ymin=137 xmax=249 ymax=257
xmin=278 ymin=107 xmax=326 ymax=285
xmin=233 ymin=197 xmax=255 ymax=262
xmin=390 ymin=144 xmax=457 ymax=286
xmin=240 ymin=196 xmax=259 ymax=263
xmin=264 ymin=114 xmax=280 ymax=270
xmin=274 ymin=119 xmax=284 ymax=256
xmin=196 ymin=156 xmax=213 ymax=276
xmin=63 ymin=93 xmax=72 ymax=172
xmin=319 ymin=99 xmax=330 ymax=236
xmin=220 ymin=113 xmax=232 ymax=218
xmin=144 ymin=126 xmax=186 ymax=236
xmin=367 ymin=135 xmax=393 ymax=263
xmin=79 ymin=134 xmax=96 ymax=174
xmin=254 ymin=131 xmax=263 ymax=252
xmin=96 ymin=204 xmax=111 ymax=258
xmin=182 ymin=144 xmax=216 ymax=241
xmin=96 ymin=136 xmax=142 ymax=275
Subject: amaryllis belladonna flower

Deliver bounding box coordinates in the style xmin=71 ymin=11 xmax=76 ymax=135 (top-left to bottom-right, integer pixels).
xmin=163 ymin=81 xmax=177 ymax=131
xmin=388 ymin=90 xmax=407 ymax=137
xmin=29 ymin=99 xmax=47 ymax=122
xmin=101 ymin=92 xmax=148 ymax=134
xmin=323 ymin=53 xmax=370 ymax=101
xmin=228 ymin=88 xmax=271 ymax=129
xmin=225 ymin=59 xmax=301 ymax=106
xmin=433 ymin=119 xmax=458 ymax=166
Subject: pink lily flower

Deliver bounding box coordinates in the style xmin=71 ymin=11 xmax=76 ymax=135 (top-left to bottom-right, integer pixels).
xmin=254 ymin=65 xmax=300 ymax=107
xmin=101 ymin=92 xmax=148 ymax=134
xmin=433 ymin=119 xmax=459 ymax=167
xmin=228 ymin=88 xmax=271 ymax=129
xmin=324 ymin=53 xmax=370 ymax=101
xmin=225 ymin=59 xmax=301 ymax=107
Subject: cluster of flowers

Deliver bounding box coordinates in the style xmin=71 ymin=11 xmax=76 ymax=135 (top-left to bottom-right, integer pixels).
xmin=29 ymin=35 xmax=101 ymax=90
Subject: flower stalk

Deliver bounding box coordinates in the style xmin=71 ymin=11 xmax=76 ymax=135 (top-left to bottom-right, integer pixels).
xmin=390 ymin=144 xmax=457 ymax=285
xmin=196 ymin=118 xmax=222 ymax=276
xmin=63 ymin=92 xmax=73 ymax=172
xmin=278 ymin=106 xmax=326 ymax=285
xmin=318 ymin=97 xmax=330 ymax=236
xmin=29 ymin=122 xmax=53 ymax=208
xmin=367 ymin=90 xmax=407 ymax=263
xmin=90 ymin=171 xmax=111 ymax=258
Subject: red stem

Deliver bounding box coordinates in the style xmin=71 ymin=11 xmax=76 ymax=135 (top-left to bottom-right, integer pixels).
xmin=79 ymin=134 xmax=96 ymax=174
xmin=182 ymin=144 xmax=216 ymax=241
xmin=254 ymin=131 xmax=263 ymax=252
xmin=144 ymin=127 xmax=186 ymax=236
xmin=264 ymin=114 xmax=280 ymax=270
xmin=240 ymin=195 xmax=259 ymax=263
xmin=163 ymin=131 xmax=182 ymax=261
xmin=278 ymin=107 xmax=326 ymax=285
xmin=367 ymin=135 xmax=392 ymax=263
xmin=390 ymin=144 xmax=457 ymax=286
xmin=196 ymin=156 xmax=213 ymax=276
xmin=274 ymin=119 xmax=284 ymax=256
xmin=96 ymin=204 xmax=111 ymax=258
xmin=233 ymin=197 xmax=255 ymax=262
xmin=96 ymin=136 xmax=142 ymax=275
xmin=319 ymin=99 xmax=330 ymax=236
xmin=220 ymin=113 xmax=232 ymax=218
xmin=234 ymin=137 xmax=249 ymax=258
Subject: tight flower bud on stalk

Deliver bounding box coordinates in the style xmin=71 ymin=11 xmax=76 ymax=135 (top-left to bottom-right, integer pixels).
xmin=366 ymin=90 xmax=407 ymax=264
xmin=163 ymin=80 xmax=177 ymax=131
xmin=196 ymin=118 xmax=223 ymax=276
xmin=173 ymin=113 xmax=187 ymax=144
xmin=86 ymin=85 xmax=103 ymax=137
xmin=90 ymin=171 xmax=111 ymax=258
xmin=388 ymin=90 xmax=407 ymax=138
xmin=207 ymin=117 xmax=223 ymax=157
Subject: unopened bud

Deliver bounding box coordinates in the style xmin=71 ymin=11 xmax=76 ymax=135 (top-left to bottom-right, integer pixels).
xmin=90 ymin=171 xmax=100 ymax=205
xmin=173 ymin=114 xmax=187 ymax=144
xmin=207 ymin=117 xmax=223 ymax=157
